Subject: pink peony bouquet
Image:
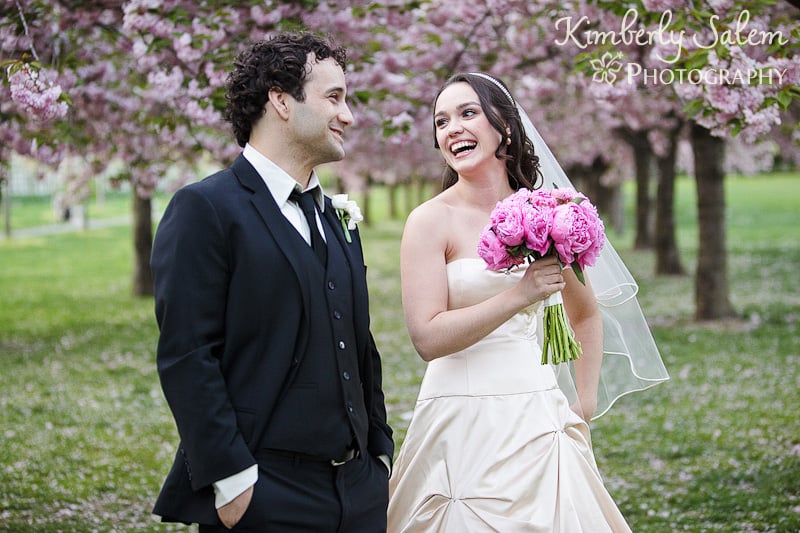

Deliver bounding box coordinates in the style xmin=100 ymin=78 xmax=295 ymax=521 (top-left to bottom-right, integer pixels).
xmin=477 ymin=188 xmax=606 ymax=365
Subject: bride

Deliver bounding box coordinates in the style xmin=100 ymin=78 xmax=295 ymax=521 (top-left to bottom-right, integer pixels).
xmin=386 ymin=72 xmax=668 ymax=532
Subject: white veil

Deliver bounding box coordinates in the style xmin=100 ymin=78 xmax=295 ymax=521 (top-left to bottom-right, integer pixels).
xmin=518 ymin=106 xmax=670 ymax=419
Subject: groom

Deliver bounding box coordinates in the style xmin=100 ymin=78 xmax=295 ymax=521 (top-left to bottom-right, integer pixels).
xmin=150 ymin=32 xmax=393 ymax=531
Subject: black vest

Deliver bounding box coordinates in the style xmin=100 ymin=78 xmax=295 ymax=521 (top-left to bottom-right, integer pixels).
xmin=262 ymin=209 xmax=369 ymax=458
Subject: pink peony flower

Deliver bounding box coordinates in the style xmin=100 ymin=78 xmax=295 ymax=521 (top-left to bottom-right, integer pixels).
xmin=489 ymin=200 xmax=526 ymax=247
xmin=478 ymin=187 xmax=605 ymax=275
xmin=521 ymin=202 xmax=553 ymax=256
xmin=529 ymin=189 xmax=558 ymax=208
xmin=506 ymin=188 xmax=534 ymax=205
xmin=478 ymin=226 xmax=523 ymax=271
xmin=550 ymin=201 xmax=606 ymax=269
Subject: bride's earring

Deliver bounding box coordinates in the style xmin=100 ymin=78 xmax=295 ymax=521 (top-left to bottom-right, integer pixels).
xmin=506 ymin=127 xmax=512 ymax=146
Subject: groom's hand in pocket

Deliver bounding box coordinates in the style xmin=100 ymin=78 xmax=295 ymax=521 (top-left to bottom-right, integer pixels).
xmin=218 ymin=485 xmax=254 ymax=529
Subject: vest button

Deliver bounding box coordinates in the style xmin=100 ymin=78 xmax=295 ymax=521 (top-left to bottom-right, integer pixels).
xmin=333 ymin=310 xmax=342 ymax=320
xmin=343 ymin=371 xmax=350 ymax=380
xmin=328 ymin=280 xmax=336 ymax=290
xmin=338 ymin=341 xmax=346 ymax=349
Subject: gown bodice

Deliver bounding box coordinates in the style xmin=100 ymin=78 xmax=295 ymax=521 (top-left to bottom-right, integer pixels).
xmin=416 ymin=258 xmax=559 ymax=400
xmin=446 ymin=258 xmax=542 ymax=339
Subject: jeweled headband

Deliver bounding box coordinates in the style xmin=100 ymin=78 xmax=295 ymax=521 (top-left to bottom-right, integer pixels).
xmin=469 ymin=72 xmax=515 ymax=106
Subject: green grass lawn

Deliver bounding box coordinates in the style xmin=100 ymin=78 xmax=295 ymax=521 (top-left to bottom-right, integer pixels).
xmin=1 ymin=175 xmax=798 ymax=531
xmin=3 ymin=191 xmax=134 ymax=230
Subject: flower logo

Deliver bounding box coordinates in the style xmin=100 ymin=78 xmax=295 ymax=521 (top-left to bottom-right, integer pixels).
xmin=590 ymin=52 xmax=623 ymax=85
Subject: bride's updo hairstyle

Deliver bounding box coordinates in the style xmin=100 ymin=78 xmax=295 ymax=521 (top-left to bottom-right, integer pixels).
xmin=433 ymin=72 xmax=542 ymax=192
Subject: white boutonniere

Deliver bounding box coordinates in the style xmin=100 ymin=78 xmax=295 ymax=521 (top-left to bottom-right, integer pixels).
xmin=331 ymin=194 xmax=363 ymax=243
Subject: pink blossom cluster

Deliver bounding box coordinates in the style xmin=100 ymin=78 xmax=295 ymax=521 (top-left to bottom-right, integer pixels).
xmin=1 ymin=0 xmax=797 ymax=205
xmin=675 ymin=46 xmax=800 ymax=142
xmin=478 ymin=188 xmax=606 ymax=277
xmin=8 ymin=65 xmax=68 ymax=122
xmin=641 ymin=0 xmax=686 ymax=12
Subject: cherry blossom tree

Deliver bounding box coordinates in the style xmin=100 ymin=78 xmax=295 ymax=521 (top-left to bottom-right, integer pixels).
xmin=649 ymin=1 xmax=794 ymax=318
xmin=3 ymin=0 xmax=252 ymax=293
xmin=2 ymin=0 xmax=798 ymax=310
xmin=548 ymin=0 xmax=798 ymax=318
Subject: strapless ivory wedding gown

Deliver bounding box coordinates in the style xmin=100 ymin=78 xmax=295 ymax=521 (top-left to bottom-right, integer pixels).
xmin=387 ymin=258 xmax=631 ymax=533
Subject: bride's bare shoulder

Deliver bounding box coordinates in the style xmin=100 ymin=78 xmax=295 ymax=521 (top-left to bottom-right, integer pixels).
xmin=403 ymin=192 xmax=457 ymax=247
xmin=407 ymin=189 xmax=458 ymax=222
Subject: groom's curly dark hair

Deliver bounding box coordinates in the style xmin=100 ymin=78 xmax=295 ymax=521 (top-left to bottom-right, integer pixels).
xmin=224 ymin=32 xmax=347 ymax=147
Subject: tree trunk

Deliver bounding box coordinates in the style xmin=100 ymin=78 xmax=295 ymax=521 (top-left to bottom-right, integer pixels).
xmin=80 ymin=199 xmax=90 ymax=231
xmin=615 ymin=127 xmax=654 ymax=249
xmin=564 ymin=157 xmax=622 ymax=234
xmin=564 ymin=157 xmax=604 ymax=206
xmin=600 ymin=183 xmax=624 ymax=236
xmin=633 ymin=142 xmax=654 ymax=249
xmin=1 ymin=171 xmax=9 ymax=239
xmin=361 ymin=175 xmax=372 ymax=225
xmin=404 ymin=176 xmax=414 ymax=216
xmin=387 ymin=183 xmax=397 ymax=220
xmin=416 ymin=175 xmax=429 ymax=207
xmin=690 ymin=122 xmax=735 ymax=320
xmin=132 ymin=192 xmax=153 ymax=297
xmin=361 ymin=189 xmax=370 ymax=225
xmin=586 ymin=181 xmax=625 ymax=233
xmin=655 ymin=119 xmax=686 ymax=275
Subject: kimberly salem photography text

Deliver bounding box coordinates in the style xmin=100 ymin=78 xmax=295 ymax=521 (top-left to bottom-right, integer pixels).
xmin=553 ymin=8 xmax=788 ymax=64
xmin=553 ymin=8 xmax=791 ymax=87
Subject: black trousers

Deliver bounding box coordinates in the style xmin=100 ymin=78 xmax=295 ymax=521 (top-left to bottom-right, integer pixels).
xmin=198 ymin=452 xmax=389 ymax=533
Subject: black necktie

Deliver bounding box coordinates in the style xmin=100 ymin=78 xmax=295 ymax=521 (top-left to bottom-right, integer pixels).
xmin=291 ymin=189 xmax=327 ymax=265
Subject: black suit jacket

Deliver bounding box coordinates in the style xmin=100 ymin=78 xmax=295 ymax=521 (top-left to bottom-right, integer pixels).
xmin=150 ymin=155 xmax=393 ymax=524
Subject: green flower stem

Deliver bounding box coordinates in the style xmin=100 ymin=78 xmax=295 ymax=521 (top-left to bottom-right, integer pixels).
xmin=541 ymin=301 xmax=582 ymax=365
xmin=340 ymin=217 xmax=352 ymax=243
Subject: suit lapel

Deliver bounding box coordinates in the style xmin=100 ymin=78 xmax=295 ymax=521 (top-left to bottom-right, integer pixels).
xmin=231 ymin=153 xmax=369 ymax=361
xmin=230 ymin=155 xmax=313 ymax=326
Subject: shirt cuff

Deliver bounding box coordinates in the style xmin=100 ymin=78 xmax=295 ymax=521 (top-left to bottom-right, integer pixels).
xmin=212 ymin=464 xmax=258 ymax=509
xmin=378 ymin=454 xmax=391 ymax=477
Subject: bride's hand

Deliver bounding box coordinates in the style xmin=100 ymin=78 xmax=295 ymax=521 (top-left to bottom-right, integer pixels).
xmin=516 ymin=256 xmax=566 ymax=306
xmin=570 ymin=396 xmax=597 ymax=424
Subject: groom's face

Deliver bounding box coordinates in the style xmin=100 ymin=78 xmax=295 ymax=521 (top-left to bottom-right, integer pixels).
xmin=288 ymin=56 xmax=355 ymax=166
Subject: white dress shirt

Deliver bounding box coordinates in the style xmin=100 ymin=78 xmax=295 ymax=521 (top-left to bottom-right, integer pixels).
xmin=243 ymin=143 xmax=326 ymax=243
